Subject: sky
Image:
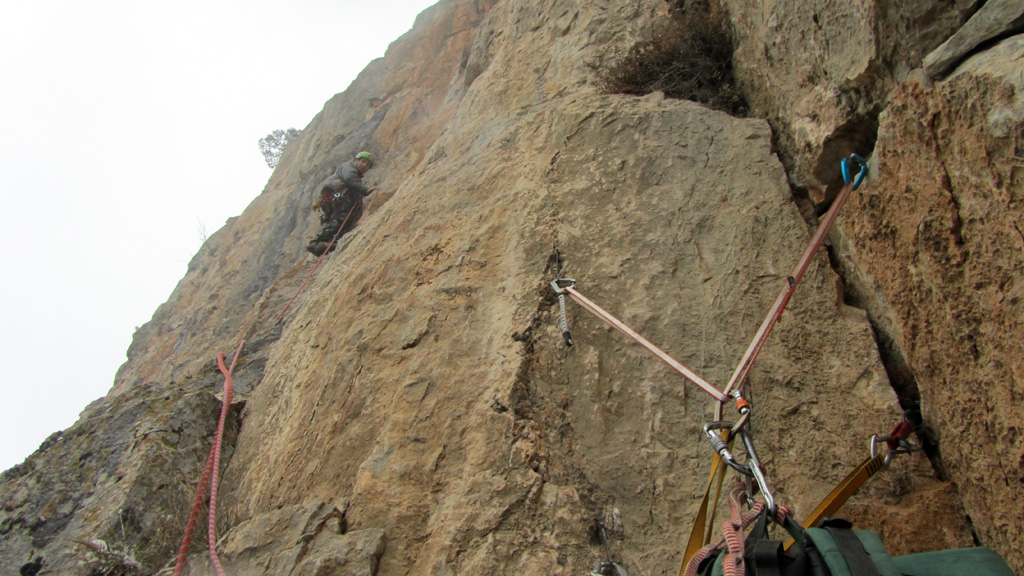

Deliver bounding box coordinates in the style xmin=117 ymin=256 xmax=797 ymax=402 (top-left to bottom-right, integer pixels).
xmin=0 ymin=0 xmax=440 ymax=472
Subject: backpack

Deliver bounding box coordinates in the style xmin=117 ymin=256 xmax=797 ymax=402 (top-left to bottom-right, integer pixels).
xmin=695 ymin=517 xmax=1013 ymax=576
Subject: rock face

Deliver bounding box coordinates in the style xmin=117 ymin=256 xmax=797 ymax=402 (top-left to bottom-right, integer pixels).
xmin=1 ymin=1 xmax=1021 ymax=575
xmin=839 ymin=34 xmax=1024 ymax=570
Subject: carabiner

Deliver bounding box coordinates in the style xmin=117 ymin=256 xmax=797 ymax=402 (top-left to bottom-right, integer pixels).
xmin=741 ymin=432 xmax=776 ymax=516
xmin=703 ymin=422 xmax=776 ymax=516
xmin=841 ymin=154 xmax=868 ymax=190
xmin=551 ymin=278 xmax=576 ymax=294
xmin=703 ymin=422 xmax=752 ymax=476
xmin=870 ymin=434 xmax=920 ymax=465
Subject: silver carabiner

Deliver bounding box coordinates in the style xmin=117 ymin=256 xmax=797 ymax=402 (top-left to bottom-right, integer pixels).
xmin=870 ymin=433 xmax=919 ymax=466
xmin=740 ymin=432 xmax=775 ymax=517
xmin=703 ymin=422 xmax=775 ymax=516
xmin=551 ymin=278 xmax=576 ymax=294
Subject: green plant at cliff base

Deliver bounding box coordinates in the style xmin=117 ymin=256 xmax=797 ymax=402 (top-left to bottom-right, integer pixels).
xmin=598 ymin=2 xmax=747 ymax=116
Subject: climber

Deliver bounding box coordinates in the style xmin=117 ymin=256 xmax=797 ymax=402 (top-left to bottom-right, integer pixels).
xmin=306 ymin=151 xmax=377 ymax=256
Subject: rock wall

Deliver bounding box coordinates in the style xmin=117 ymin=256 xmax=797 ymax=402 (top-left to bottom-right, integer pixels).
xmin=839 ymin=34 xmax=1024 ymax=569
xmin=2 ymin=0 xmax=1021 ymax=575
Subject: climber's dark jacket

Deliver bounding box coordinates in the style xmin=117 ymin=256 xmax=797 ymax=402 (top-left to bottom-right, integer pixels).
xmin=317 ymin=160 xmax=371 ymax=220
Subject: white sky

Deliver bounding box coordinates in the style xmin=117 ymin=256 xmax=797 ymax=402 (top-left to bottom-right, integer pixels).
xmin=0 ymin=0 xmax=440 ymax=472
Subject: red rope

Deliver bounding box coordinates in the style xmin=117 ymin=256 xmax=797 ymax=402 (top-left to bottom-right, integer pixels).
xmin=170 ymin=190 xmax=369 ymax=571
xmin=173 ymin=447 xmax=215 ymax=575
xmin=683 ymin=484 xmax=789 ymax=576
xmin=275 ymin=200 xmax=360 ymax=322
xmin=172 ymin=340 xmax=245 ymax=576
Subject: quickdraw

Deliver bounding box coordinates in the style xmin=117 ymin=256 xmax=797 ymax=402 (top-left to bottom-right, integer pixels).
xmin=589 ymin=522 xmax=629 ymax=576
xmin=551 ymin=155 xmax=894 ymax=575
xmin=554 ymin=155 xmax=869 ymax=425
xmin=781 ymin=417 xmax=919 ymax=550
xmin=703 ymin=422 xmax=775 ymax=516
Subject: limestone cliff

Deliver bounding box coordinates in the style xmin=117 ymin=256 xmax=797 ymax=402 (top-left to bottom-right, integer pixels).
xmin=2 ymin=1 xmax=1021 ymax=575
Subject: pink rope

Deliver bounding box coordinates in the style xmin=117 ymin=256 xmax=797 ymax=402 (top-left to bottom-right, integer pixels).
xmin=207 ymin=341 xmax=244 ymax=575
xmin=173 ymin=448 xmax=215 ymax=575
xmin=172 ymin=340 xmax=244 ymax=576
xmin=683 ymin=484 xmax=790 ymax=576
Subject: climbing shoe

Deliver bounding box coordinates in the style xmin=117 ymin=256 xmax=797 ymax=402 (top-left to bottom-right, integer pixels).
xmin=306 ymin=242 xmax=329 ymax=257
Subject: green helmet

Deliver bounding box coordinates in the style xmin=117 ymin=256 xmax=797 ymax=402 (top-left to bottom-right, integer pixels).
xmin=355 ymin=151 xmax=374 ymax=167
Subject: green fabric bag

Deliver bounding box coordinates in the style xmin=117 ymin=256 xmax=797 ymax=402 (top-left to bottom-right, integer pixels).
xmin=699 ymin=523 xmax=1014 ymax=576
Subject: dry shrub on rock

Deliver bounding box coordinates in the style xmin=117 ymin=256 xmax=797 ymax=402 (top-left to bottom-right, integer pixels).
xmin=598 ymin=2 xmax=747 ymax=116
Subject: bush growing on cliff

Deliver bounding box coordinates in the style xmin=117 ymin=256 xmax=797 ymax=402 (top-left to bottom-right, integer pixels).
xmin=598 ymin=2 xmax=747 ymax=116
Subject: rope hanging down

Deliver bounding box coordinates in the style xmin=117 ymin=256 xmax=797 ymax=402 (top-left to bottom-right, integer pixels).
xmin=276 ymin=199 xmax=361 ymax=321
xmin=172 ymin=174 xmax=374 ymax=570
xmin=173 ymin=340 xmax=245 ymax=576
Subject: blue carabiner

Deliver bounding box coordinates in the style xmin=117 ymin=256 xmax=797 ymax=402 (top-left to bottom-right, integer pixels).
xmin=842 ymin=154 xmax=868 ymax=190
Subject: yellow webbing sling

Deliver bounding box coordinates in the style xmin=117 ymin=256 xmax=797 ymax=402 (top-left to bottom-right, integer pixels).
xmin=782 ymin=452 xmax=887 ymax=550
xmin=680 ymin=434 xmax=734 ymax=574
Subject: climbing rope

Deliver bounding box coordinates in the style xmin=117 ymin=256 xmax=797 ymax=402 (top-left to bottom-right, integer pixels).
xmin=173 ymin=447 xmax=215 ymax=575
xmin=207 ymin=345 xmax=243 ymax=575
xmin=683 ymin=484 xmax=791 ymax=576
xmin=171 ymin=177 xmax=376 ymax=571
xmin=275 ymin=200 xmax=361 ymax=321
xmin=173 ymin=340 xmax=245 ymax=576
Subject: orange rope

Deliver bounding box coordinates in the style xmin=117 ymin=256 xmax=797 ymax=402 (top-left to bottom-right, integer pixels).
xmin=172 ymin=188 xmax=370 ymax=571
xmin=275 ymin=200 xmax=360 ymax=322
